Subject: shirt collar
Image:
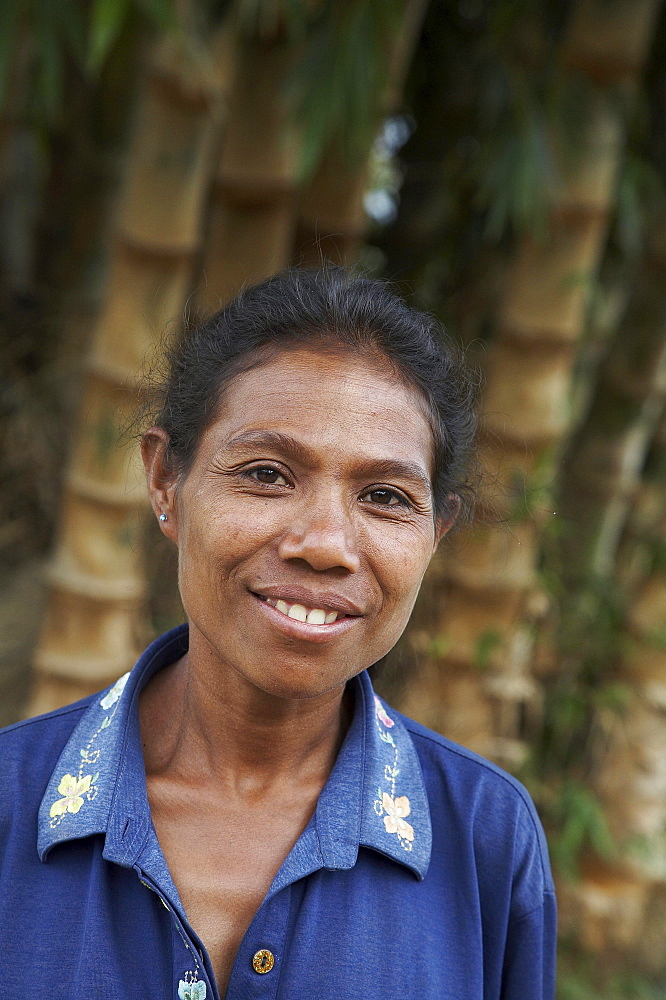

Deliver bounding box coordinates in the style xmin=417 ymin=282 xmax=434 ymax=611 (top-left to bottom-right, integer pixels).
xmin=37 ymin=626 xmax=188 ymax=863
xmin=38 ymin=625 xmax=432 ymax=880
xmin=312 ymin=668 xmax=431 ymax=879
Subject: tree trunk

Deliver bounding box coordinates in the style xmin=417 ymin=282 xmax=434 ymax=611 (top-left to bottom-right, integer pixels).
xmin=396 ymin=0 xmax=662 ymax=767
xmin=27 ymin=38 xmax=221 ymax=716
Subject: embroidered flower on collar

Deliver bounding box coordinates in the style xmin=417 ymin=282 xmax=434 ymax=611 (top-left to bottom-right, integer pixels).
xmin=374 ymin=694 xmax=395 ymax=728
xmin=381 ymin=792 xmax=414 ymax=843
xmin=178 ymin=979 xmax=207 ymax=999
xmin=373 ymin=693 xmax=414 ymax=851
xmin=100 ymin=671 xmax=130 ymax=710
xmin=48 ymin=672 xmax=128 ymax=828
xmin=49 ymin=773 xmax=94 ymax=818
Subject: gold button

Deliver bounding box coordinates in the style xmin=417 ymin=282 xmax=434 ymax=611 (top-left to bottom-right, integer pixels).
xmin=252 ymin=949 xmax=275 ymax=974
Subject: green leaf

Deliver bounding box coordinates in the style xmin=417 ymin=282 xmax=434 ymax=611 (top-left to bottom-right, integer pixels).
xmin=286 ymin=0 xmax=406 ymax=180
xmin=34 ymin=0 xmax=65 ymax=121
xmin=235 ymin=0 xmax=309 ymax=40
xmin=59 ymin=2 xmax=88 ymax=66
xmin=134 ymin=0 xmax=177 ymax=32
xmin=427 ymin=634 xmax=451 ymax=659
xmin=593 ymin=682 xmax=631 ymax=713
xmin=0 ymin=0 xmax=23 ymax=112
xmin=474 ymin=630 xmax=503 ymax=672
xmin=551 ymin=781 xmax=616 ymax=877
xmin=645 ymin=626 xmax=666 ymax=652
xmin=88 ymin=0 xmax=132 ymax=73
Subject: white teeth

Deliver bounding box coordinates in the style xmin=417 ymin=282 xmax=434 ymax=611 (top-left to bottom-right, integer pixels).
xmin=262 ymin=596 xmax=342 ymax=625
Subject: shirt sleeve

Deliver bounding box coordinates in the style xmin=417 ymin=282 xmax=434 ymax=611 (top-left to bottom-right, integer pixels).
xmin=501 ymin=890 xmax=557 ymax=1000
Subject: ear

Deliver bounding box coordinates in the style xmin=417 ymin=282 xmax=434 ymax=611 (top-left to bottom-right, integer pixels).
xmin=141 ymin=427 xmax=180 ymax=542
xmin=433 ymin=494 xmax=461 ymax=550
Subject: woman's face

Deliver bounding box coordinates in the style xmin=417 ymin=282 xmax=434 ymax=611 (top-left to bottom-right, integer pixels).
xmin=148 ymin=347 xmax=452 ymax=702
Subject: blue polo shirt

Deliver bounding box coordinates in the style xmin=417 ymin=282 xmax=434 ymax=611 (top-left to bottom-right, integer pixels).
xmin=0 ymin=625 xmax=556 ymax=999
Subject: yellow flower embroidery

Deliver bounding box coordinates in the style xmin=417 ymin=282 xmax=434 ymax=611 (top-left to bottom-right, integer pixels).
xmin=49 ymin=774 xmax=92 ymax=818
xmin=382 ymin=792 xmax=414 ymax=843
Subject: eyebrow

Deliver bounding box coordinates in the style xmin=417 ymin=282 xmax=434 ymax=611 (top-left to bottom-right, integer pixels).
xmin=225 ymin=430 xmax=312 ymax=465
xmin=224 ymin=430 xmax=433 ymax=496
xmin=353 ymin=458 xmax=433 ymax=496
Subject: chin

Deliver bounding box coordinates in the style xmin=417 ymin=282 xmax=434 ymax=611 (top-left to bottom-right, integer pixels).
xmin=238 ymin=650 xmax=360 ymax=701
xmin=253 ymin=669 xmax=351 ymax=702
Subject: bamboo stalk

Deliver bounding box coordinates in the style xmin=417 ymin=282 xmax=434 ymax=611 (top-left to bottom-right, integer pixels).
xmin=196 ymin=29 xmax=299 ymax=313
xmin=558 ymin=411 xmax=666 ymax=961
xmin=397 ymin=0 xmax=662 ymax=765
xmin=558 ymin=215 xmax=666 ymax=579
xmin=27 ymin=38 xmax=221 ymax=716
xmin=546 ymin=17 xmax=666 ymax=963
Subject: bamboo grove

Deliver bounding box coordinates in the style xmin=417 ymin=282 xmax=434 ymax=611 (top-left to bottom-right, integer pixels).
xmin=0 ymin=0 xmax=665 ymax=993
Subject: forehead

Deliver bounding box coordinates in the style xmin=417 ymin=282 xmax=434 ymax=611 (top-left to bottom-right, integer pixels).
xmin=202 ymin=346 xmax=435 ymax=470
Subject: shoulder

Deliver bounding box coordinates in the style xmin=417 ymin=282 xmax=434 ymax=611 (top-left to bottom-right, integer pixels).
xmin=392 ymin=707 xmax=555 ymax=911
xmin=400 ymin=710 xmax=539 ymax=816
xmin=0 ymin=694 xmax=95 ymax=743
xmin=0 ymin=697 xmax=95 ymax=805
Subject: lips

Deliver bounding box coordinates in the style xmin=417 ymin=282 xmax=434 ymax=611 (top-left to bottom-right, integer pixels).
xmin=252 ymin=587 xmax=363 ymax=628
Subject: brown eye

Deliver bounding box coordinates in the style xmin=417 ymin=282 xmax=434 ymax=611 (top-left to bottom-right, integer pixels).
xmin=361 ymin=488 xmax=409 ymax=508
xmin=249 ymin=466 xmax=288 ymax=486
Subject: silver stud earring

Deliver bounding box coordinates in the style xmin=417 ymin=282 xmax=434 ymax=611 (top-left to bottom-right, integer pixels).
xmin=159 ymin=513 xmax=167 ymax=522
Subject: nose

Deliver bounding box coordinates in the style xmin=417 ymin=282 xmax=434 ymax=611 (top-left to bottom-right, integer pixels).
xmin=276 ymin=495 xmax=361 ymax=574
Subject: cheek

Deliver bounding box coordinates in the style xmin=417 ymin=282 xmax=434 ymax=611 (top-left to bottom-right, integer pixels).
xmin=208 ymin=492 xmax=285 ymax=539
xmin=371 ymin=531 xmax=434 ymax=610
xmin=175 ymin=517 xmax=227 ymax=593
xmin=176 ymin=506 xmax=276 ymax=592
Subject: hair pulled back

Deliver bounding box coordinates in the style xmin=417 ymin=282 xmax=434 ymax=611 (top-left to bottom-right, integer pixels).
xmin=151 ymin=267 xmax=477 ymax=523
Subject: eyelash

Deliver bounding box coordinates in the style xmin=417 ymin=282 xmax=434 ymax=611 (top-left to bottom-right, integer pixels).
xmin=359 ymin=487 xmax=412 ymax=509
xmin=242 ymin=465 xmax=413 ymax=510
xmin=244 ymin=465 xmax=290 ymax=487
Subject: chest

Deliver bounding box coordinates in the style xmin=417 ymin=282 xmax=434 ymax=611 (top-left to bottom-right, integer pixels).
xmin=147 ymin=783 xmax=318 ymax=996
xmin=5 ymin=845 xmax=488 ymax=1000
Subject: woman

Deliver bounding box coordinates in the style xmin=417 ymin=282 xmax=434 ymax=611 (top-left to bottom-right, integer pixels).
xmin=0 ymin=268 xmax=555 ymax=999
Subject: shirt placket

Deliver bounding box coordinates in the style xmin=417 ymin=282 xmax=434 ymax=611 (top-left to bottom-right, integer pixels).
xmin=136 ymin=870 xmax=216 ymax=1000
xmin=224 ymin=886 xmax=292 ymax=1000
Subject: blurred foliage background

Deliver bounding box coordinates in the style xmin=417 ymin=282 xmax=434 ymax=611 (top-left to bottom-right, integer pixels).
xmin=1 ymin=0 xmax=665 ymax=995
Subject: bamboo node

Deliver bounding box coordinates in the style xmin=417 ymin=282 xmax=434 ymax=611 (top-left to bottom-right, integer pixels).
xmin=67 ymin=472 xmax=148 ymax=509
xmin=46 ymin=562 xmax=145 ymax=602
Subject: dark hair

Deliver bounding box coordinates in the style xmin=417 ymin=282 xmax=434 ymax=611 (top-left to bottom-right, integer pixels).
xmin=151 ymin=267 xmax=478 ymax=523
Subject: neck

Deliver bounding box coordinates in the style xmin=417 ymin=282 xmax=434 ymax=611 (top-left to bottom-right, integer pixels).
xmin=140 ymin=637 xmax=353 ymax=798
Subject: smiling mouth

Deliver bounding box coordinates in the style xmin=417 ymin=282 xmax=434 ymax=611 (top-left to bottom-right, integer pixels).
xmin=256 ymin=595 xmax=347 ymax=626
